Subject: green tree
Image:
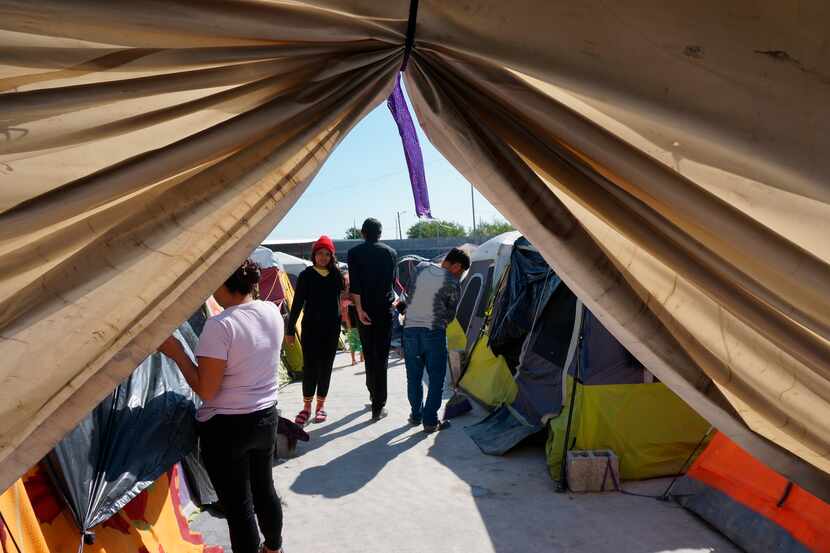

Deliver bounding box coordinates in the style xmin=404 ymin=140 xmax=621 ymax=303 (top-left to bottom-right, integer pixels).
xmin=475 ymin=218 xmax=514 ymax=237
xmin=344 ymin=226 xmax=362 ymax=239
xmin=407 ymin=219 xmax=466 ymax=239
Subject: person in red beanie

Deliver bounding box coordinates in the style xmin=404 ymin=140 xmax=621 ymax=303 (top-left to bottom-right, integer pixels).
xmin=285 ymin=235 xmax=345 ymax=425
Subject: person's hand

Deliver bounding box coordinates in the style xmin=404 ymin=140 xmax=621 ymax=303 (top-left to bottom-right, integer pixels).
xmin=284 ymin=335 xmax=295 ymax=346
xmin=358 ymin=309 xmax=372 ymax=326
xmin=158 ymin=336 xmax=183 ymax=358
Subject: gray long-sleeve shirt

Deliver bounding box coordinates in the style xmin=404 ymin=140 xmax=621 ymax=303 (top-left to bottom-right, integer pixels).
xmin=403 ymin=262 xmax=460 ymax=330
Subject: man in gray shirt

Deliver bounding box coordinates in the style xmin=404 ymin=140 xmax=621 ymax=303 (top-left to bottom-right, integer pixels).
xmin=400 ymin=248 xmax=470 ymax=432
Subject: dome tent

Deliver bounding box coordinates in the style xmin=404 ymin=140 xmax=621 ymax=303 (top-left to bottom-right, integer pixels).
xmin=459 ymin=236 xmax=710 ymax=482
xmin=455 ymin=231 xmax=520 ymax=350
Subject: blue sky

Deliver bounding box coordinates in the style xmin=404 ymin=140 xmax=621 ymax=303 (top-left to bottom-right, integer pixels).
xmin=267 ymin=86 xmax=505 ymax=241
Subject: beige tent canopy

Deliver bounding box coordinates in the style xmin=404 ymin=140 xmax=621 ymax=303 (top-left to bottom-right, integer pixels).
xmin=1 ymin=1 xmax=828 ymax=500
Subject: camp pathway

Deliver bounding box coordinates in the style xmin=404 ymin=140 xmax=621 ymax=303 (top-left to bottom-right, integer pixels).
xmin=193 ymin=352 xmax=740 ymax=553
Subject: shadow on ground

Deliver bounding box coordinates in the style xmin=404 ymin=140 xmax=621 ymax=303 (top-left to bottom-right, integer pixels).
xmin=424 ymin=405 xmax=736 ymax=553
xmin=195 ymin=353 xmax=739 ymax=553
xmin=276 ymin=406 xmax=372 ymax=463
xmin=290 ymin=423 xmax=428 ymax=498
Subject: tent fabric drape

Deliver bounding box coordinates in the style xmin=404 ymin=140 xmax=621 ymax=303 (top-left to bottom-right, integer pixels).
xmin=0 ymin=1 xmax=403 ymax=492
xmin=2 ymin=0 xmax=829 ymax=502
xmin=403 ymin=49 xmax=830 ymax=499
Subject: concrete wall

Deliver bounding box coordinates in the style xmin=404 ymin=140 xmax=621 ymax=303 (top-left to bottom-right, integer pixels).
xmin=264 ymin=236 xmax=488 ymax=261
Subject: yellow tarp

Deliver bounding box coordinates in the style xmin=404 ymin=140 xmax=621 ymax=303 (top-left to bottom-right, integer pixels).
xmin=446 ymin=318 xmax=467 ymax=352
xmin=1 ymin=465 xmax=217 ymax=553
xmin=278 ymin=271 xmax=303 ymax=341
xmin=459 ymin=335 xmax=517 ymax=407
xmin=278 ymin=269 xmax=304 ymax=375
xmin=546 ymin=380 xmax=711 ymax=481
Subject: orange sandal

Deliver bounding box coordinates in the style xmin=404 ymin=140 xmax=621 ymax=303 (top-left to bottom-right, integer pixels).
xmin=313 ymin=409 xmax=327 ymax=423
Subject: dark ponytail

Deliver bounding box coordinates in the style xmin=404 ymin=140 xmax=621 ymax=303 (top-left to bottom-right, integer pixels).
xmin=321 ymin=254 xmax=346 ymax=291
xmin=225 ymin=259 xmax=261 ymax=296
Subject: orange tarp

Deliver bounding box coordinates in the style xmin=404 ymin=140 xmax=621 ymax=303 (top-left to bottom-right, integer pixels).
xmin=1 ymin=464 xmax=220 ymax=553
xmin=0 ymin=478 xmax=50 ymax=553
xmin=687 ymin=433 xmax=830 ymax=553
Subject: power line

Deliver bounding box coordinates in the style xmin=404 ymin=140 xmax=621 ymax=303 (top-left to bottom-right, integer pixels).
xmin=299 ymin=166 xmax=421 ymax=198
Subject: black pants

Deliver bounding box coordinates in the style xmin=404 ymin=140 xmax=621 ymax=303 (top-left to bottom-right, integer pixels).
xmin=200 ymin=406 xmax=282 ymax=553
xmin=358 ymin=309 xmax=393 ymax=414
xmin=300 ymin=322 xmax=340 ymax=399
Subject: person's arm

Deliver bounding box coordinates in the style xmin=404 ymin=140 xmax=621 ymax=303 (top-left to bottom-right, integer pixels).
xmin=397 ymin=262 xmax=420 ymax=313
xmin=440 ymin=279 xmax=462 ymax=328
xmin=391 ymin=249 xmax=399 ymax=285
xmin=352 ymin=293 xmax=372 ymax=325
xmin=340 ymin=296 xmax=352 ymax=330
xmin=285 ymin=270 xmax=308 ymax=342
xmin=348 ymin=250 xmax=372 ymax=325
xmin=159 ymin=336 xmax=226 ymax=401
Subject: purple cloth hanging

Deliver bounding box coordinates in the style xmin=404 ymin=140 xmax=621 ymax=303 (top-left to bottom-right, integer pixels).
xmin=387 ymin=74 xmax=432 ymax=218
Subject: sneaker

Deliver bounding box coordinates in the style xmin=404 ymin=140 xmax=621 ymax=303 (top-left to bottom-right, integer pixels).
xmin=423 ymin=420 xmax=451 ymax=433
xmin=408 ymin=415 xmax=422 ymax=426
xmin=371 ymin=408 xmax=388 ymax=421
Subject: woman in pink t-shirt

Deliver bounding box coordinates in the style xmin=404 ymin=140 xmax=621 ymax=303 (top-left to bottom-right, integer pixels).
xmin=159 ymin=259 xmax=284 ymax=553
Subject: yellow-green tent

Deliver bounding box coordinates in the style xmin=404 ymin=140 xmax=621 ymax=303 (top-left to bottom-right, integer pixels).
xmin=461 ymin=236 xmax=709 ymax=482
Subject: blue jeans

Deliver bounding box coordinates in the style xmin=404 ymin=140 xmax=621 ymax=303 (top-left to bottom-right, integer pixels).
xmin=403 ymin=327 xmax=448 ymax=426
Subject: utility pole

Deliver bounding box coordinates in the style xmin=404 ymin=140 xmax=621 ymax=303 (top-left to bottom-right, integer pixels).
xmin=396 ymin=210 xmax=407 ymax=240
xmin=470 ymin=183 xmax=477 ymax=237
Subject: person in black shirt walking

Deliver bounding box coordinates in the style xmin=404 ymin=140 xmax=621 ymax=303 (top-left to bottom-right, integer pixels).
xmin=286 ymin=235 xmax=344 ymax=425
xmin=347 ymin=218 xmax=397 ymax=421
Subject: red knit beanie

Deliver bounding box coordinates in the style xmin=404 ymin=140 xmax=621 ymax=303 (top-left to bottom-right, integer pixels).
xmin=312 ymin=235 xmax=335 ymax=255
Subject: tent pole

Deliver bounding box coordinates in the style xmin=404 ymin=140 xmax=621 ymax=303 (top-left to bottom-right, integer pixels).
xmin=556 ymin=335 xmax=583 ymax=493
xmin=470 ymin=183 xmax=477 ymax=236
xmin=658 ymin=426 xmax=715 ymax=501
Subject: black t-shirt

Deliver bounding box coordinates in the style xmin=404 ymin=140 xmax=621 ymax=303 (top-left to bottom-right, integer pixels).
xmin=287 ymin=267 xmax=343 ymax=335
xmin=347 ymin=241 xmax=397 ymax=317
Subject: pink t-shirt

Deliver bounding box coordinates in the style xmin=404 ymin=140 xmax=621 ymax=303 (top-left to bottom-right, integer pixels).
xmin=195 ymin=300 xmax=283 ymax=421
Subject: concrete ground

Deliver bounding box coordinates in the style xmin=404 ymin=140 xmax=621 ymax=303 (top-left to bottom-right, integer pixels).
xmin=193 ymin=352 xmax=740 ymax=553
